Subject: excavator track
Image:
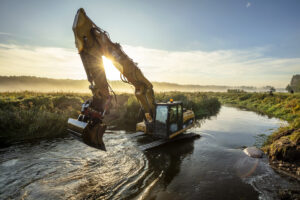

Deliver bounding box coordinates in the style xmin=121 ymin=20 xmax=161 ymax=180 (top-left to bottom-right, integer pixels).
xmin=138 ymin=133 xmax=200 ymax=151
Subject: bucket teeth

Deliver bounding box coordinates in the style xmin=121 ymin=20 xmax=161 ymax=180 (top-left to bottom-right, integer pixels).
xmin=67 ymin=118 xmax=107 ymax=151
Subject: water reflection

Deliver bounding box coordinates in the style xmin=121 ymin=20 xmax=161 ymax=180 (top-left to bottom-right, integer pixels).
xmin=140 ymin=140 xmax=196 ymax=199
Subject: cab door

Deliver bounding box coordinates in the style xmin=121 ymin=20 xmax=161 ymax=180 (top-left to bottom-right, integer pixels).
xmin=154 ymin=105 xmax=168 ymax=138
xmin=168 ymin=105 xmax=179 ymax=135
xmin=177 ymin=103 xmax=183 ymax=130
xmin=168 ymin=104 xmax=184 ymax=136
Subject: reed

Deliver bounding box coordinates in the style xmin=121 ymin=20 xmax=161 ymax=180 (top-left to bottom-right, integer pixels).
xmin=0 ymin=91 xmax=221 ymax=144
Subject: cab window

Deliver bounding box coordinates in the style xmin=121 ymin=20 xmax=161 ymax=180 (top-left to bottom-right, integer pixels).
xmin=178 ymin=104 xmax=182 ymax=118
xmin=169 ymin=105 xmax=178 ymax=133
xmin=169 ymin=106 xmax=177 ymax=123
xmin=155 ymin=105 xmax=168 ymax=124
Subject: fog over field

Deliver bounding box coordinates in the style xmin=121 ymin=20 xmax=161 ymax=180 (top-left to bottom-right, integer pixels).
xmin=0 ymin=76 xmax=284 ymax=93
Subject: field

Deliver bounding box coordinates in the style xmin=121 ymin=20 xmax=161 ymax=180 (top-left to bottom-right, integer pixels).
xmin=0 ymin=91 xmax=220 ymax=145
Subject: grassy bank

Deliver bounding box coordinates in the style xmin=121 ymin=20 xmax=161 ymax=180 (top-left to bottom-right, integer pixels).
xmin=0 ymin=91 xmax=220 ymax=144
xmin=213 ymin=92 xmax=300 ymax=163
xmin=214 ymin=92 xmax=300 ymax=123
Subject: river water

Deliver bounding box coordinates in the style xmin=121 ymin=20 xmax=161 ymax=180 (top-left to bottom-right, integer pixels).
xmin=0 ymin=106 xmax=299 ymax=200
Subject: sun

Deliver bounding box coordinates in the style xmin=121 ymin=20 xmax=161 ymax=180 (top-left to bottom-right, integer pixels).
xmin=102 ymin=56 xmax=121 ymax=80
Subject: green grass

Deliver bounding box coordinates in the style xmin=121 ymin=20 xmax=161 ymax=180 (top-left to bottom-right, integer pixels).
xmin=0 ymin=91 xmax=220 ymax=144
xmin=213 ymin=92 xmax=300 ymax=123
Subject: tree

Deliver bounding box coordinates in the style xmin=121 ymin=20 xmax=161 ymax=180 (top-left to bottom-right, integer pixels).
xmin=265 ymin=86 xmax=276 ymax=92
xmin=264 ymin=86 xmax=276 ymax=96
xmin=286 ymin=84 xmax=293 ymax=93
xmin=290 ymin=74 xmax=300 ymax=92
xmin=269 ymin=87 xmax=276 ymax=92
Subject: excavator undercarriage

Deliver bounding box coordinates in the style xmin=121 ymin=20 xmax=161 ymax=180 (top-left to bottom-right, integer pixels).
xmin=67 ymin=8 xmax=197 ymax=151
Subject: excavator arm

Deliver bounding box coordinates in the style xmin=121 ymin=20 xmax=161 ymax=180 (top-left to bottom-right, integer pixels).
xmin=68 ymin=8 xmax=155 ymax=150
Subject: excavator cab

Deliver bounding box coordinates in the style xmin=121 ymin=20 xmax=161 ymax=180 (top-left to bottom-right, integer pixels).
xmin=153 ymin=101 xmax=184 ymax=138
xmin=137 ymin=101 xmax=196 ymax=151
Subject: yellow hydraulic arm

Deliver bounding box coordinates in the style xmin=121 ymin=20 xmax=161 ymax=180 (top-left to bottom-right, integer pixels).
xmin=73 ymin=8 xmax=155 ymax=120
xmin=69 ymin=8 xmax=156 ymax=150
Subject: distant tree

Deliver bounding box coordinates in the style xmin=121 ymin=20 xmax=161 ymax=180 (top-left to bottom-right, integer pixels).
xmin=270 ymin=86 xmax=276 ymax=93
xmin=265 ymin=86 xmax=276 ymax=92
xmin=286 ymin=84 xmax=294 ymax=93
xmin=289 ymin=74 xmax=300 ymax=93
xmin=227 ymin=89 xmax=245 ymax=93
xmin=264 ymin=86 xmax=276 ymax=96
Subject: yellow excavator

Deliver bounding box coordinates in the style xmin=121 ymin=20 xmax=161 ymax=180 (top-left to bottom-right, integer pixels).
xmin=67 ymin=8 xmax=196 ymax=151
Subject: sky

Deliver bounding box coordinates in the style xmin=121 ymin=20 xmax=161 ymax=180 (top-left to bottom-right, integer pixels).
xmin=0 ymin=0 xmax=299 ymax=87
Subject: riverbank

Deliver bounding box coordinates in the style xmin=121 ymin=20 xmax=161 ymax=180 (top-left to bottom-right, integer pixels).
xmin=0 ymin=91 xmax=220 ymax=145
xmin=214 ymin=92 xmax=300 ymax=180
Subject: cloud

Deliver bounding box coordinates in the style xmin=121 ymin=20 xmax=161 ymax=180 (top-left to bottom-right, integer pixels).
xmin=0 ymin=43 xmax=299 ymax=87
xmin=246 ymin=2 xmax=251 ymax=8
xmin=0 ymin=43 xmax=84 ymax=79
xmin=122 ymin=45 xmax=299 ymax=87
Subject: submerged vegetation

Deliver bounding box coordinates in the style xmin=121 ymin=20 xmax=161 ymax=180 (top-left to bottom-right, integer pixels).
xmin=0 ymin=91 xmax=220 ymax=145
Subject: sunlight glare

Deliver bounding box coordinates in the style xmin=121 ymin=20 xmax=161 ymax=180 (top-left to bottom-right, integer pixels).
xmin=102 ymin=56 xmax=121 ymax=80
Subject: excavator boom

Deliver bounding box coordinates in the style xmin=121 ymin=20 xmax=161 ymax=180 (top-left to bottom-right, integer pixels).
xmin=73 ymin=8 xmax=155 ymax=119
xmin=68 ymin=8 xmax=156 ymax=150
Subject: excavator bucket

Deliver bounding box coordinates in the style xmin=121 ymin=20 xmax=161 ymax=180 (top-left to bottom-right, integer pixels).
xmin=67 ymin=118 xmax=107 ymax=151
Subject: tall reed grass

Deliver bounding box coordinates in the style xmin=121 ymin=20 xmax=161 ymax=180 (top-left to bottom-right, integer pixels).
xmin=0 ymin=91 xmax=221 ymax=144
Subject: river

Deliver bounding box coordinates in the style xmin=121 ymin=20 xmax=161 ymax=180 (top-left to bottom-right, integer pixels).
xmin=0 ymin=106 xmax=299 ymax=200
